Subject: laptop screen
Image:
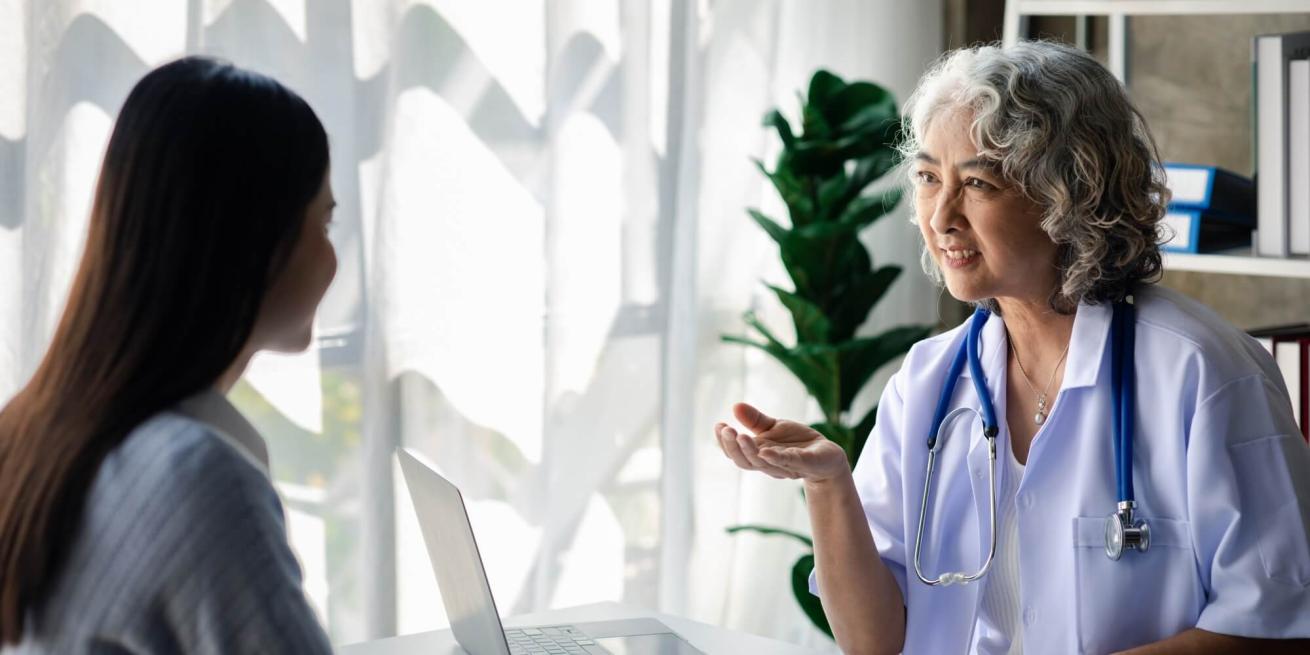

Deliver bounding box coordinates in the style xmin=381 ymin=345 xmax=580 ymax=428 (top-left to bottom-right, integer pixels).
xmin=398 ymin=448 xmax=512 ymax=655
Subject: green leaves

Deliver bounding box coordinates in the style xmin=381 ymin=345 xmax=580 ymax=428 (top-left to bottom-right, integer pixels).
xmin=763 ymin=109 xmax=796 ymax=148
xmin=731 ymin=67 xmax=933 ymax=464
xmin=726 ymin=525 xmax=813 ymax=548
xmin=716 ymin=532 xmax=831 ymax=635
xmin=792 ymin=554 xmax=831 ymax=635
xmin=806 ymin=70 xmax=847 ymax=111
xmin=768 ymin=285 xmax=829 ymax=344
xmin=752 ymin=160 xmax=814 ymax=227
xmin=826 ymin=79 xmax=897 ymax=132
xmin=836 ymin=326 xmax=935 ymax=412
xmin=809 ymin=421 xmax=854 ymax=454
xmin=723 ymin=313 xmax=838 ymax=415
xmin=839 ymin=188 xmax=904 ymax=229
xmin=723 ymin=321 xmax=931 ymax=423
xmin=747 ymin=208 xmax=789 ymax=247
xmin=789 ymin=70 xmax=902 ymax=179
xmin=829 ymin=266 xmax=901 ymax=342
xmin=851 ymin=405 xmax=880 ymax=467
xmin=723 ymin=68 xmax=932 ymax=642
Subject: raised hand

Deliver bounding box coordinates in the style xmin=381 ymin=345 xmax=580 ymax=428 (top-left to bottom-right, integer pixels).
xmin=714 ymin=402 xmax=851 ymax=483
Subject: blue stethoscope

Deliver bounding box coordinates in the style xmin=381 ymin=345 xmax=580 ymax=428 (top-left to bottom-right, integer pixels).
xmin=913 ymin=296 xmax=1149 ymax=587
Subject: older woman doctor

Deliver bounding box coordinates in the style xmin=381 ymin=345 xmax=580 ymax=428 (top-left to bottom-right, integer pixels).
xmin=715 ymin=41 xmax=1310 ymax=655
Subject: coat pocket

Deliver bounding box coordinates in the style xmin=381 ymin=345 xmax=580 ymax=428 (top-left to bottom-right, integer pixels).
xmin=1071 ymin=516 xmax=1203 ymax=654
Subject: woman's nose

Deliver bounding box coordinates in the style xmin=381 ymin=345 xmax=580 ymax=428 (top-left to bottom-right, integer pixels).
xmin=928 ymin=184 xmax=966 ymax=235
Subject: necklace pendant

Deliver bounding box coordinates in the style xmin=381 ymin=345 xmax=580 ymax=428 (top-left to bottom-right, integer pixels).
xmin=1034 ymin=410 xmax=1046 ymax=425
xmin=1034 ymin=394 xmax=1048 ymax=425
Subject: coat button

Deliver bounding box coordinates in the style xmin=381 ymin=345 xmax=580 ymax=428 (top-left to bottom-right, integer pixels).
xmin=1023 ymin=606 xmax=1036 ymax=626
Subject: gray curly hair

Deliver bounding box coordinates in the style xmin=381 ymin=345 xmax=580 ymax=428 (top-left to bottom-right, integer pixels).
xmin=901 ymin=40 xmax=1167 ymax=313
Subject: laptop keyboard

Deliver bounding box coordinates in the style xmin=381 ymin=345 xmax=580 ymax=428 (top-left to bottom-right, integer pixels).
xmin=505 ymin=625 xmax=599 ymax=654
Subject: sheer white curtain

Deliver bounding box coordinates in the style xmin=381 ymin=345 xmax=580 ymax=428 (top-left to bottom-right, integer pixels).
xmin=0 ymin=0 xmax=942 ymax=648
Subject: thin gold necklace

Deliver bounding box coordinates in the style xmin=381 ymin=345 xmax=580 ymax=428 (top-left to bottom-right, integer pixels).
xmin=1011 ymin=341 xmax=1070 ymax=425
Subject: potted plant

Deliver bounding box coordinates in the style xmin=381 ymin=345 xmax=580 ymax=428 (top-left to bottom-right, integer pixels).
xmin=722 ymin=69 xmax=932 ymax=637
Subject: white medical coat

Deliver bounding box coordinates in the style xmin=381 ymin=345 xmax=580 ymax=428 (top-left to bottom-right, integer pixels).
xmin=812 ymin=285 xmax=1310 ymax=653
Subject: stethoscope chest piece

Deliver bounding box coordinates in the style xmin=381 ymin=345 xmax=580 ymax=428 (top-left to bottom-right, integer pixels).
xmin=1104 ymin=500 xmax=1151 ymax=561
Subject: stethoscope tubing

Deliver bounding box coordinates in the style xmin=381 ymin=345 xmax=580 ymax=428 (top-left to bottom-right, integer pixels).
xmin=914 ymin=308 xmax=1000 ymax=587
xmin=1113 ymin=299 xmax=1137 ymax=503
xmin=914 ymin=406 xmax=999 ymax=587
xmin=914 ymin=299 xmax=1141 ymax=586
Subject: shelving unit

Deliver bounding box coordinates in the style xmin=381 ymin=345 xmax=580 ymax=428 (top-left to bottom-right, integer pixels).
xmin=1005 ymin=0 xmax=1310 ymax=280
xmin=1164 ymin=251 xmax=1310 ymax=278
xmin=1008 ymin=0 xmax=1310 ymax=22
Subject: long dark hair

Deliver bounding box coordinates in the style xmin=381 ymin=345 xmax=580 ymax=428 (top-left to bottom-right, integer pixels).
xmin=0 ymin=57 xmax=328 ymax=642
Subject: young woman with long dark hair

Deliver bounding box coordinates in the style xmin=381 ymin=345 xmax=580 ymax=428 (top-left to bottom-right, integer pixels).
xmin=0 ymin=57 xmax=337 ymax=652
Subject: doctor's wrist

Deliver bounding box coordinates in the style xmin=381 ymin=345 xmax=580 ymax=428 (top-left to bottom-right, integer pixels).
xmin=802 ymin=470 xmax=854 ymax=493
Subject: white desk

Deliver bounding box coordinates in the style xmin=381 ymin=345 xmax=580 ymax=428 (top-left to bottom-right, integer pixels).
xmin=338 ymin=602 xmax=826 ymax=655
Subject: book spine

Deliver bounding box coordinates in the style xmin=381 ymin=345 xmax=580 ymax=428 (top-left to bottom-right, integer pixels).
xmin=1256 ymin=35 xmax=1289 ymax=257
xmin=1290 ymin=59 xmax=1310 ymax=255
xmin=1275 ymin=337 xmax=1303 ymax=427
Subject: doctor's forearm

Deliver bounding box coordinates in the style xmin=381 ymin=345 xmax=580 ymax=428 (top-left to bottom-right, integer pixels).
xmin=805 ymin=473 xmax=905 ymax=655
xmin=1114 ymin=628 xmax=1310 ymax=654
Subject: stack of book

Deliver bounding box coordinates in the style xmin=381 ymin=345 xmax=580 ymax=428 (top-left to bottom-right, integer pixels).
xmin=1253 ymin=31 xmax=1310 ymax=257
xmin=1251 ymin=323 xmax=1310 ymax=443
xmin=1161 ymin=163 xmax=1255 ymax=253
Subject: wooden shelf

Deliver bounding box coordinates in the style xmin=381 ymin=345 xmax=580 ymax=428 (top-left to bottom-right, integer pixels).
xmin=1164 ymin=251 xmax=1310 ymax=278
xmin=1012 ymin=0 xmax=1310 ymax=16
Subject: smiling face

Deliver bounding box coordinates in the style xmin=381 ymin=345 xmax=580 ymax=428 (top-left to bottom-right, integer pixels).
xmin=912 ymin=110 xmax=1060 ymax=307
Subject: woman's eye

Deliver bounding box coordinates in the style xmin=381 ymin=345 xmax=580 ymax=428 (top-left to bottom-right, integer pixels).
xmin=915 ymin=171 xmax=938 ymax=185
xmin=965 ymin=177 xmax=995 ymax=190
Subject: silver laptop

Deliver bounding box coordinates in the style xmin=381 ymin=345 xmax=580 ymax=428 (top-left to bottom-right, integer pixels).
xmin=397 ymin=448 xmax=704 ymax=655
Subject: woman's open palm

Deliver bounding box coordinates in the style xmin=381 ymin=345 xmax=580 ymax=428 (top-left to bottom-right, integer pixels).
xmin=714 ymin=402 xmax=850 ymax=482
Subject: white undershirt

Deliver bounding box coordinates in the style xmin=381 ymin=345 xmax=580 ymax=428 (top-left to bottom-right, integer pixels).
xmin=974 ymin=443 xmax=1026 ymax=654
